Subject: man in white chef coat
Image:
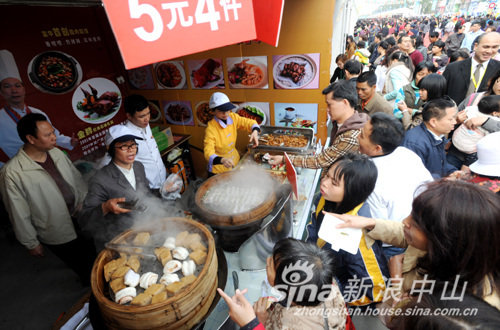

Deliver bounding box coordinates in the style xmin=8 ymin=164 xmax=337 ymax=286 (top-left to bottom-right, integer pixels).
xmin=100 ymin=94 xmax=167 ymax=194
xmin=0 ymin=49 xmax=78 ymax=168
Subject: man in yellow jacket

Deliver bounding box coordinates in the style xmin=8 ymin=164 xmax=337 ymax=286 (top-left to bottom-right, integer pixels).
xmin=204 ymin=92 xmax=260 ymax=176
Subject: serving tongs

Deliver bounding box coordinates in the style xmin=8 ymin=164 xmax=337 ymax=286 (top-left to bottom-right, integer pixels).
xmin=249 ymin=134 xmax=269 ymax=144
xmin=104 ymin=242 xmax=157 ymax=259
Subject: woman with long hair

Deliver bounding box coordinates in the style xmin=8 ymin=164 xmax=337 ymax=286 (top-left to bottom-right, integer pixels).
xmin=333 ymin=180 xmax=500 ymax=311
xmin=372 ymin=40 xmax=389 ymax=69
xmin=383 ymin=51 xmax=414 ymax=106
xmin=396 ymin=73 xmax=447 ymax=130
xmin=394 ymin=61 xmax=435 ymax=118
xmin=375 ymin=45 xmax=400 ymax=92
xmin=346 ymin=41 xmax=357 ymax=60
xmin=307 ymin=153 xmax=389 ymax=307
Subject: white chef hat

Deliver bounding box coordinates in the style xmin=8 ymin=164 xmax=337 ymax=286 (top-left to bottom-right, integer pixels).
xmin=0 ymin=50 xmax=22 ymax=83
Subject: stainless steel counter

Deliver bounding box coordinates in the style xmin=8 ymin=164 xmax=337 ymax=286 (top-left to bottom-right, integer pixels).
xmin=202 ymin=160 xmax=322 ymax=329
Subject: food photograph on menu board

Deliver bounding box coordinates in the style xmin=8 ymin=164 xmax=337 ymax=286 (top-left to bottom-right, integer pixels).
xmin=127 ymin=65 xmax=155 ymax=90
xmin=187 ymin=58 xmax=225 ymax=89
xmin=233 ymin=102 xmax=270 ymax=125
xmin=72 ymin=77 xmax=122 ymax=124
xmin=226 ymin=56 xmax=268 ymax=89
xmin=274 ymin=103 xmax=318 ymax=133
xmin=272 ymin=53 xmax=320 ymax=89
xmin=162 ymin=100 xmax=194 ymax=126
xmin=27 ymin=51 xmax=83 ymax=95
xmin=148 ymin=100 xmax=163 ymax=124
xmin=154 ymin=61 xmax=188 ymax=89
xmin=195 ymin=101 xmax=213 ymax=127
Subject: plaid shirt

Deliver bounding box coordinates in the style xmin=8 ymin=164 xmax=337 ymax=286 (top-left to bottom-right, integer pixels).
xmin=289 ymin=129 xmax=361 ymax=172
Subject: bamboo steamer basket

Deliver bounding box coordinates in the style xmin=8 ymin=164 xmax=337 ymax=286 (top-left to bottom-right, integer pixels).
xmin=91 ymin=217 xmax=218 ymax=330
xmin=193 ymin=170 xmax=277 ymax=227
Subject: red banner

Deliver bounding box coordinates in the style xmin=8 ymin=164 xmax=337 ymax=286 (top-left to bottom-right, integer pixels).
xmin=102 ymin=0 xmax=257 ymax=69
xmin=253 ymin=0 xmax=284 ymax=47
xmin=284 ymin=152 xmax=298 ymax=199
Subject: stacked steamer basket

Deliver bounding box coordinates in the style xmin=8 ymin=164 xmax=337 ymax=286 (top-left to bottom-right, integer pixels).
xmin=91 ymin=217 xmax=217 ymax=329
xmin=192 ymin=170 xmax=277 ymax=252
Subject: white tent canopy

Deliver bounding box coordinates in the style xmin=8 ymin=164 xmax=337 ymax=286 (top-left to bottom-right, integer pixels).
xmin=367 ymin=7 xmax=414 ymax=18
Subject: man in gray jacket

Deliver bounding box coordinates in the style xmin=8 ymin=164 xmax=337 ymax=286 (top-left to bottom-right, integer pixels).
xmin=445 ymin=24 xmax=466 ymax=56
xmin=0 ymin=113 xmax=95 ymax=286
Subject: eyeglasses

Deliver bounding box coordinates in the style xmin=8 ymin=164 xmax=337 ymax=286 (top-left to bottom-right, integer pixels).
xmin=115 ymin=143 xmax=138 ymax=151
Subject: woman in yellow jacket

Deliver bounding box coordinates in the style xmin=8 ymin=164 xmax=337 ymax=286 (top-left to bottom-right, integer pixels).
xmin=204 ymin=92 xmax=260 ymax=176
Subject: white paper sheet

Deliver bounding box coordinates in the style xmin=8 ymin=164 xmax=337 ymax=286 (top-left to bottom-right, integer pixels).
xmin=318 ymin=213 xmax=362 ymax=255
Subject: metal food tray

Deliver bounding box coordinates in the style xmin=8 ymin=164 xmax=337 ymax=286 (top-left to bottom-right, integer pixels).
xmin=250 ymin=126 xmax=315 ymax=154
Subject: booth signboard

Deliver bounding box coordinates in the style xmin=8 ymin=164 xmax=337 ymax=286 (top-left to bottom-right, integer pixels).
xmin=102 ymin=0 xmax=257 ymax=69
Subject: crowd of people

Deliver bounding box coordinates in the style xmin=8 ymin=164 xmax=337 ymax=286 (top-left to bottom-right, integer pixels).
xmin=227 ymin=14 xmax=500 ymax=330
xmin=1 ymin=13 xmax=500 ymax=330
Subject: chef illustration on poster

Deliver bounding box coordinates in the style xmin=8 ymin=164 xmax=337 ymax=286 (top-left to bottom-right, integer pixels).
xmin=0 ymin=49 xmax=78 ymax=167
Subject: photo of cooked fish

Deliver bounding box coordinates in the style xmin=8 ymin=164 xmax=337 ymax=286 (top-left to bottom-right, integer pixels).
xmin=72 ymin=78 xmax=122 ymax=124
xmin=188 ymin=59 xmax=224 ymax=89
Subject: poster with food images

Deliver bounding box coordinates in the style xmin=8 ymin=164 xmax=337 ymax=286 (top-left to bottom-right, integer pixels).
xmin=274 ymin=103 xmax=318 ymax=133
xmin=127 ymin=65 xmax=155 ymax=90
xmin=162 ymin=100 xmax=194 ymax=126
xmin=187 ymin=58 xmax=225 ymax=89
xmin=272 ymin=53 xmax=320 ymax=89
xmin=226 ymin=56 xmax=268 ymax=89
xmin=0 ymin=5 xmax=128 ymax=163
xmin=154 ymin=61 xmax=188 ymax=90
xmin=233 ymin=102 xmax=270 ymax=125
xmin=148 ymin=100 xmax=163 ymax=123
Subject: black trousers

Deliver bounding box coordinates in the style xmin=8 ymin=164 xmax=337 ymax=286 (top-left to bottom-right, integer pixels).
xmin=45 ymin=234 xmax=97 ymax=286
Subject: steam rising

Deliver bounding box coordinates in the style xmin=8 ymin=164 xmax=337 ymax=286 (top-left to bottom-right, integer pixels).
xmin=201 ymin=164 xmax=277 ymax=214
